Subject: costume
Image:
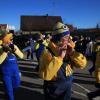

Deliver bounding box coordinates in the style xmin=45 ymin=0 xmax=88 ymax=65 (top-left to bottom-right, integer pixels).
xmin=39 ymin=22 xmax=87 ymax=100
xmin=0 ymin=40 xmax=3 ymax=73
xmin=34 ymin=33 xmax=48 ymax=71
xmin=94 ymin=38 xmax=100 ymax=88
xmin=0 ymin=31 xmax=24 ymax=100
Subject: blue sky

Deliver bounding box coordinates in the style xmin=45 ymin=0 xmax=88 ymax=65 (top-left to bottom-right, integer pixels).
xmin=0 ymin=0 xmax=100 ymax=30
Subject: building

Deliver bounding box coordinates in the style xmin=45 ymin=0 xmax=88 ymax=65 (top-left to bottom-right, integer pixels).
xmin=0 ymin=24 xmax=15 ymax=33
xmin=65 ymin=24 xmax=76 ymax=32
xmin=0 ymin=24 xmax=8 ymax=31
xmin=73 ymin=28 xmax=100 ymax=38
xmin=20 ymin=15 xmax=63 ymax=34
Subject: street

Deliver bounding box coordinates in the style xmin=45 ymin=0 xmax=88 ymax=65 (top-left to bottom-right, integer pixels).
xmin=0 ymin=57 xmax=100 ymax=100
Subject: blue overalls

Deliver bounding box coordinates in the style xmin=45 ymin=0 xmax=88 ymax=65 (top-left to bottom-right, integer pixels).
xmin=35 ymin=43 xmax=45 ymax=71
xmin=44 ymin=62 xmax=73 ymax=100
xmin=36 ymin=43 xmax=45 ymax=61
xmin=0 ymin=53 xmax=20 ymax=100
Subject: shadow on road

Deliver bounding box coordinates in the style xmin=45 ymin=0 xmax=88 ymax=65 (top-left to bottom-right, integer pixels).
xmin=0 ymin=81 xmax=44 ymax=100
xmin=15 ymin=87 xmax=44 ymax=100
xmin=73 ymin=72 xmax=95 ymax=85
xmin=71 ymin=97 xmax=82 ymax=100
xmin=21 ymin=81 xmax=43 ymax=89
xmin=87 ymin=89 xmax=100 ymax=100
xmin=20 ymin=70 xmax=39 ymax=79
xmin=73 ymin=78 xmax=95 ymax=85
xmin=74 ymin=73 xmax=94 ymax=78
xmin=18 ymin=62 xmax=38 ymax=66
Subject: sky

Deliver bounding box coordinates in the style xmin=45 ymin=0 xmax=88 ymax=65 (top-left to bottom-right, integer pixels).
xmin=0 ymin=0 xmax=100 ymax=30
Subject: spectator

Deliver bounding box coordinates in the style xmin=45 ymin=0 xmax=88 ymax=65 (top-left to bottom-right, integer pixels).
xmin=25 ymin=37 xmax=35 ymax=60
xmin=88 ymin=37 xmax=100 ymax=75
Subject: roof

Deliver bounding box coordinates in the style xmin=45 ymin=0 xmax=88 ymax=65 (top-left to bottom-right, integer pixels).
xmin=65 ymin=24 xmax=75 ymax=32
xmin=20 ymin=15 xmax=63 ymax=31
xmin=0 ymin=24 xmax=7 ymax=30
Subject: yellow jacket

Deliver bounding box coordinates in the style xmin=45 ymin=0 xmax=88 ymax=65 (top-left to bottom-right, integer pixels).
xmin=95 ymin=51 xmax=100 ymax=83
xmin=92 ymin=40 xmax=100 ymax=83
xmin=34 ymin=39 xmax=49 ymax=51
xmin=39 ymin=41 xmax=87 ymax=80
xmin=0 ymin=44 xmax=24 ymax=64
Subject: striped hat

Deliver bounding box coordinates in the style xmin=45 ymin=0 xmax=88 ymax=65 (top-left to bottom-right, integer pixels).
xmin=53 ymin=22 xmax=70 ymax=37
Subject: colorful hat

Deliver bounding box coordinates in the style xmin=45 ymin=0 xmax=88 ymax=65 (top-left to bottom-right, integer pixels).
xmin=53 ymin=22 xmax=70 ymax=36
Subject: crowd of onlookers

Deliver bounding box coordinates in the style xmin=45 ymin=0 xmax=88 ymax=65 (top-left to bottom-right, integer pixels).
xmin=23 ymin=33 xmax=96 ymax=61
xmin=0 ymin=22 xmax=100 ymax=100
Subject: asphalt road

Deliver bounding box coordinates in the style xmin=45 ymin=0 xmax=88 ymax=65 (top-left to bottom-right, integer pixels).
xmin=0 ymin=57 xmax=100 ymax=100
